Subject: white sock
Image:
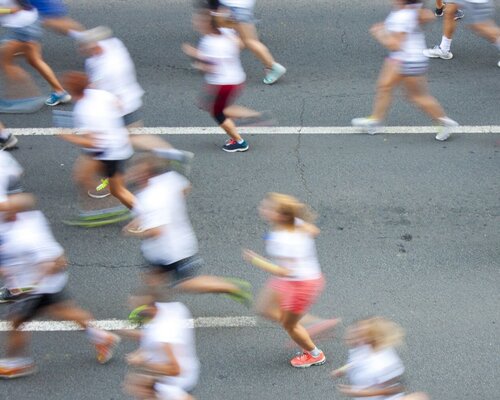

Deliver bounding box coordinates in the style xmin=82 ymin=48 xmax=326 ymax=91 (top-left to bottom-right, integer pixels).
xmin=237 ymin=138 xmax=245 ymax=144
xmin=86 ymin=327 xmax=108 ymax=344
xmin=68 ymin=30 xmax=84 ymax=40
xmin=439 ymin=116 xmax=458 ymax=126
xmin=440 ymin=36 xmax=452 ymax=52
xmin=309 ymin=347 xmax=321 ymax=357
xmin=0 ymin=130 xmax=9 ymax=140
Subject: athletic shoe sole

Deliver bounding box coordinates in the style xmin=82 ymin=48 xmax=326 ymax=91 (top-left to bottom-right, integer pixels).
xmin=0 ymin=365 xmax=37 ymax=379
xmin=423 ymin=50 xmax=453 ymax=60
xmin=222 ymin=146 xmax=249 ymax=153
xmin=63 ymin=213 xmax=131 ymax=228
xmin=290 ymin=356 xmax=326 ymax=368
xmin=87 ymin=190 xmax=111 ymax=199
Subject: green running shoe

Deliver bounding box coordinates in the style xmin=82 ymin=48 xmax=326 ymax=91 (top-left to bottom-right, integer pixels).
xmin=128 ymin=304 xmax=151 ymax=326
xmin=223 ymin=277 xmax=253 ymax=308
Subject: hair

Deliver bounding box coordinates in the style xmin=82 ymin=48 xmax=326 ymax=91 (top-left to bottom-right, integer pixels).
xmin=404 ymin=0 xmax=423 ymax=4
xmin=266 ymin=192 xmax=316 ymax=226
xmin=359 ymin=317 xmax=405 ymax=350
xmin=61 ymin=71 xmax=89 ymax=98
xmin=132 ymin=152 xmax=170 ymax=177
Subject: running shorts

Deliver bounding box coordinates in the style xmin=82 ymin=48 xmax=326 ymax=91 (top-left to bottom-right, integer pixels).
xmin=198 ymin=84 xmax=244 ymax=118
xmin=29 ymin=0 xmax=68 ymax=18
xmin=400 ymin=60 xmax=428 ymax=76
xmin=227 ymin=6 xmax=255 ymax=23
xmin=8 ymin=290 xmax=70 ymax=323
xmin=99 ymin=159 xmax=127 ymax=178
xmin=149 ymin=255 xmax=203 ymax=285
xmin=155 ymin=382 xmax=191 ymax=400
xmin=447 ymin=0 xmax=494 ymax=24
xmin=123 ymin=108 xmax=143 ymax=127
xmin=267 ymin=275 xmax=325 ymax=314
xmin=3 ymin=21 xmax=42 ymax=43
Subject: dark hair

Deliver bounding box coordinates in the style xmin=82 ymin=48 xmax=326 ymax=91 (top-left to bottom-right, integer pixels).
xmin=61 ymin=71 xmax=89 ymax=98
xmin=404 ymin=0 xmax=423 ymax=4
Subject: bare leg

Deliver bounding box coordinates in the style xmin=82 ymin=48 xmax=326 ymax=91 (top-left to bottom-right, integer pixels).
xmin=220 ymin=118 xmax=243 ymax=142
xmin=443 ymin=3 xmax=458 ymax=39
xmin=176 ymin=275 xmax=239 ymax=294
xmin=45 ymin=301 xmax=94 ymax=329
xmin=109 ymin=173 xmax=136 ymax=209
xmin=254 ymin=284 xmax=281 ymax=322
xmin=0 ymin=41 xmax=40 ymax=98
xmin=281 ymin=311 xmax=315 ymax=351
xmin=371 ymin=59 xmax=402 ymax=121
xmin=402 ymin=75 xmax=446 ymax=121
xmin=235 ymin=23 xmax=275 ymax=68
xmin=223 ymin=105 xmax=261 ymax=119
xmin=468 ymin=20 xmax=500 ymax=43
xmin=5 ymin=318 xmax=31 ymax=358
xmin=436 ymin=0 xmax=444 ymax=9
xmin=23 ymin=42 xmax=65 ymax=92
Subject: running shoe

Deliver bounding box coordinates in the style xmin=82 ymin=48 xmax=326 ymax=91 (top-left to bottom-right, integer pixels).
xmin=45 ymin=92 xmax=71 ymax=107
xmin=0 ymin=97 xmax=45 ymax=114
xmin=63 ymin=207 xmax=131 ymax=227
xmin=263 ymin=63 xmax=287 ymax=85
xmin=435 ymin=117 xmax=459 ymax=141
xmin=222 ymin=139 xmax=249 ymax=153
xmin=454 ymin=9 xmax=464 ymax=20
xmin=290 ymin=350 xmax=326 ymax=368
xmin=236 ymin=111 xmax=276 ymax=127
xmin=0 ymin=286 xmax=34 ymax=303
xmin=351 ymin=116 xmax=382 ymax=135
xmin=434 ymin=7 xmax=444 ymax=17
xmin=88 ymin=178 xmax=111 ymax=199
xmin=95 ymin=333 xmax=121 ymax=364
xmin=0 ymin=133 xmax=18 ymax=150
xmin=128 ymin=304 xmax=151 ymax=326
xmin=222 ymin=277 xmax=253 ymax=308
xmin=423 ymin=46 xmax=453 ymax=60
xmin=0 ymin=358 xmax=37 ymax=379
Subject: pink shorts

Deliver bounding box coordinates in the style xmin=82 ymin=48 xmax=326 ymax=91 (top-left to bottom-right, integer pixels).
xmin=267 ymin=275 xmax=325 ymax=314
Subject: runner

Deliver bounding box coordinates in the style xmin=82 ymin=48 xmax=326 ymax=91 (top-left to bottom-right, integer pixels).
xmin=332 ymin=317 xmax=429 ymax=400
xmin=29 ymin=0 xmax=85 ymax=38
xmin=0 ymin=121 xmax=18 ymax=150
xmin=0 ymin=0 xmax=71 ymax=110
xmin=424 ymin=0 xmax=500 ymax=67
xmin=351 ymin=0 xmax=459 ymax=141
xmin=434 ymin=0 xmax=465 ymax=19
xmin=243 ymin=192 xmax=330 ymax=368
xmin=121 ymin=291 xmax=199 ymax=400
xmin=123 ymin=153 xmax=252 ymax=314
xmin=183 ymin=8 xmax=271 ymax=152
xmin=58 ymin=71 xmax=136 ymax=226
xmin=0 ymin=193 xmax=120 ymax=378
xmin=216 ymin=0 xmax=287 ymax=84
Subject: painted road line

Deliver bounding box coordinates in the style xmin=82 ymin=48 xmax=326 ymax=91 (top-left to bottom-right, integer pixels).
xmin=0 ymin=316 xmax=258 ymax=331
xmin=8 ymin=126 xmax=500 ymax=136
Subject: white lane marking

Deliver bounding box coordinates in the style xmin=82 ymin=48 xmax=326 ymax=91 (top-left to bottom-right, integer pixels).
xmin=0 ymin=316 xmax=258 ymax=331
xmin=8 ymin=126 xmax=500 ymax=136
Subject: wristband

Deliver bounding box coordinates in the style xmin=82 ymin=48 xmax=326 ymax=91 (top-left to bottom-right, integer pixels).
xmin=0 ymin=8 xmax=13 ymax=14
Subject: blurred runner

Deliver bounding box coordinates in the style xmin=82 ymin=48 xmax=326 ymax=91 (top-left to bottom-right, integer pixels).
xmin=58 ymin=71 xmax=136 ymax=226
xmin=0 ymin=193 xmax=120 ymax=379
xmin=243 ymin=193 xmax=335 ymax=368
xmin=0 ymin=121 xmax=18 ymax=150
xmin=424 ymin=0 xmax=500 ymax=67
xmin=332 ymin=317 xmax=429 ymax=400
xmin=351 ymin=0 xmax=459 ymax=141
xmin=29 ymin=0 xmax=85 ymax=38
xmin=0 ymin=0 xmax=71 ymax=111
xmin=183 ymin=8 xmax=272 ymax=152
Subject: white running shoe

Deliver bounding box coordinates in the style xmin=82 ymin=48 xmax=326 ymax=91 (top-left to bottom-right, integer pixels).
xmin=351 ymin=116 xmax=382 ymax=135
xmin=436 ymin=117 xmax=459 ymax=141
xmin=423 ymin=46 xmax=453 ymax=60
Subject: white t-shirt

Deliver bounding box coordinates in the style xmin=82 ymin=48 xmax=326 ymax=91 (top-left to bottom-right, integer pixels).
xmin=347 ymin=346 xmax=405 ymax=400
xmin=0 ymin=151 xmax=23 ymax=203
xmin=85 ymin=37 xmax=144 ymax=116
xmin=72 ymin=88 xmax=133 ymax=161
xmin=220 ymin=0 xmax=255 ymax=9
xmin=265 ymin=227 xmax=322 ymax=281
xmin=0 ymin=0 xmax=38 ymax=28
xmin=134 ymin=171 xmax=198 ymax=265
xmin=384 ymin=6 xmax=427 ymax=63
xmin=198 ymin=29 xmax=246 ymax=85
xmin=141 ymin=302 xmax=200 ymax=392
xmin=0 ymin=210 xmax=67 ymax=294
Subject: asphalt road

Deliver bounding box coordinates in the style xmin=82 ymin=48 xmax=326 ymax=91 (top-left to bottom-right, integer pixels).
xmin=1 ymin=1 xmax=500 ymax=400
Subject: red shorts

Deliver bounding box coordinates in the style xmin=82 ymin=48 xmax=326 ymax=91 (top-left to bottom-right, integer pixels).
xmin=267 ymin=275 xmax=325 ymax=314
xmin=198 ymin=83 xmax=244 ymax=117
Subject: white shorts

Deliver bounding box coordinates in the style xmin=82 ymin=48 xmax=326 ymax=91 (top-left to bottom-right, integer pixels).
xmin=155 ymin=382 xmax=189 ymax=400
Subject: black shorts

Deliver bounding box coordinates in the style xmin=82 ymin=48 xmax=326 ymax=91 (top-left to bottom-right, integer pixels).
xmin=123 ymin=109 xmax=143 ymax=126
xmin=8 ymin=290 xmax=70 ymax=323
xmin=99 ymin=159 xmax=127 ymax=178
xmin=149 ymin=255 xmax=203 ymax=285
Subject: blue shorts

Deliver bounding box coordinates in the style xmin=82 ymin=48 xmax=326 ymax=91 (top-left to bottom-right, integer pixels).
xmin=29 ymin=0 xmax=68 ymax=18
xmin=3 ymin=21 xmax=43 ymax=43
xmin=228 ymin=6 xmax=255 ymax=24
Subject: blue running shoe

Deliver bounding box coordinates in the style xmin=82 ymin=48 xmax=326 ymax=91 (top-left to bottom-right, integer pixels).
xmin=45 ymin=92 xmax=71 ymax=106
xmin=222 ymin=139 xmax=249 ymax=153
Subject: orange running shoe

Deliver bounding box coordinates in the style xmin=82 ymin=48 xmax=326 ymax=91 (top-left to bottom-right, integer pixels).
xmin=95 ymin=333 xmax=121 ymax=364
xmin=290 ymin=351 xmax=326 ymax=368
xmin=0 ymin=359 xmax=37 ymax=379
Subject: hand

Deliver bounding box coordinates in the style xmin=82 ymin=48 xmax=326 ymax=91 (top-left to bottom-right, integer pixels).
xmin=181 ymin=43 xmax=196 ymax=57
xmin=370 ymin=23 xmax=386 ymax=39
xmin=331 ymin=368 xmax=345 ymax=379
xmin=126 ymin=351 xmax=146 ymax=367
xmin=337 ymin=384 xmax=357 ymax=396
xmin=242 ymin=249 xmax=259 ymax=263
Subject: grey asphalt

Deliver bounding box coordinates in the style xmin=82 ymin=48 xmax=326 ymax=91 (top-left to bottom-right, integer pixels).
xmin=1 ymin=1 xmax=500 ymax=400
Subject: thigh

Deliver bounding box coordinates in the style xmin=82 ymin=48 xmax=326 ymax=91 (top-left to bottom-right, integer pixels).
xmin=101 ymin=159 xmax=127 ymax=178
xmin=255 ymin=278 xmax=282 ymax=313
xmin=377 ymin=58 xmax=403 ymax=88
xmin=402 ymin=75 xmax=429 ymax=97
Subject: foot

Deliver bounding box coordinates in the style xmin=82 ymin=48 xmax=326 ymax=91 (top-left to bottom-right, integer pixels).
xmin=0 ymin=133 xmax=18 ymax=150
xmin=435 ymin=117 xmax=459 ymax=141
xmin=435 ymin=7 xmax=444 ymax=17
xmin=45 ymin=92 xmax=71 ymax=107
xmin=223 ymin=277 xmax=253 ymax=308
xmin=87 ymin=178 xmax=111 ymax=199
xmin=263 ymin=63 xmax=286 ymax=85
xmin=290 ymin=350 xmax=326 ymax=368
xmin=0 ymin=358 xmax=37 ymax=379
xmin=95 ymin=333 xmax=121 ymax=364
xmin=128 ymin=304 xmax=151 ymax=326
xmin=222 ymin=139 xmax=249 ymax=153
xmin=454 ymin=9 xmax=464 ymax=20
xmin=236 ymin=111 xmax=276 ymax=127
xmin=351 ymin=116 xmax=382 ymax=135
xmin=63 ymin=207 xmax=131 ymax=227
xmin=423 ymin=46 xmax=453 ymax=60
xmin=0 ymin=286 xmax=34 ymax=303
xmin=0 ymin=97 xmax=45 ymax=114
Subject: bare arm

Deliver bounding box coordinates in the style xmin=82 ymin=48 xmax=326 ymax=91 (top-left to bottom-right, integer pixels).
xmin=127 ymin=344 xmax=181 ymax=376
xmin=58 ymin=132 xmax=96 ymax=148
xmin=337 ymin=382 xmax=405 ymax=397
xmin=242 ymin=249 xmax=291 ymax=277
xmin=123 ymin=219 xmax=163 ymax=239
xmin=370 ymin=23 xmax=406 ymax=52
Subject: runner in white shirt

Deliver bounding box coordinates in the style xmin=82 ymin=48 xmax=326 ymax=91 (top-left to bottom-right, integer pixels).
xmin=0 ymin=0 xmax=71 ymax=111
xmin=122 ymin=298 xmax=199 ymax=400
xmin=424 ymin=0 xmax=500 ymax=67
xmin=124 ymin=154 xmax=252 ymax=318
xmin=243 ymin=192 xmax=340 ymax=368
xmin=352 ymin=0 xmax=459 ymax=141
xmin=332 ymin=317 xmax=429 ymax=400
xmin=58 ymin=71 xmax=136 ymax=226
xmin=0 ymin=194 xmax=120 ymax=379
xmin=183 ymin=7 xmax=271 ymax=153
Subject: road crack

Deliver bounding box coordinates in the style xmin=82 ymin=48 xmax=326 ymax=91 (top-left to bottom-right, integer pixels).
xmin=294 ymin=99 xmax=313 ymax=201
